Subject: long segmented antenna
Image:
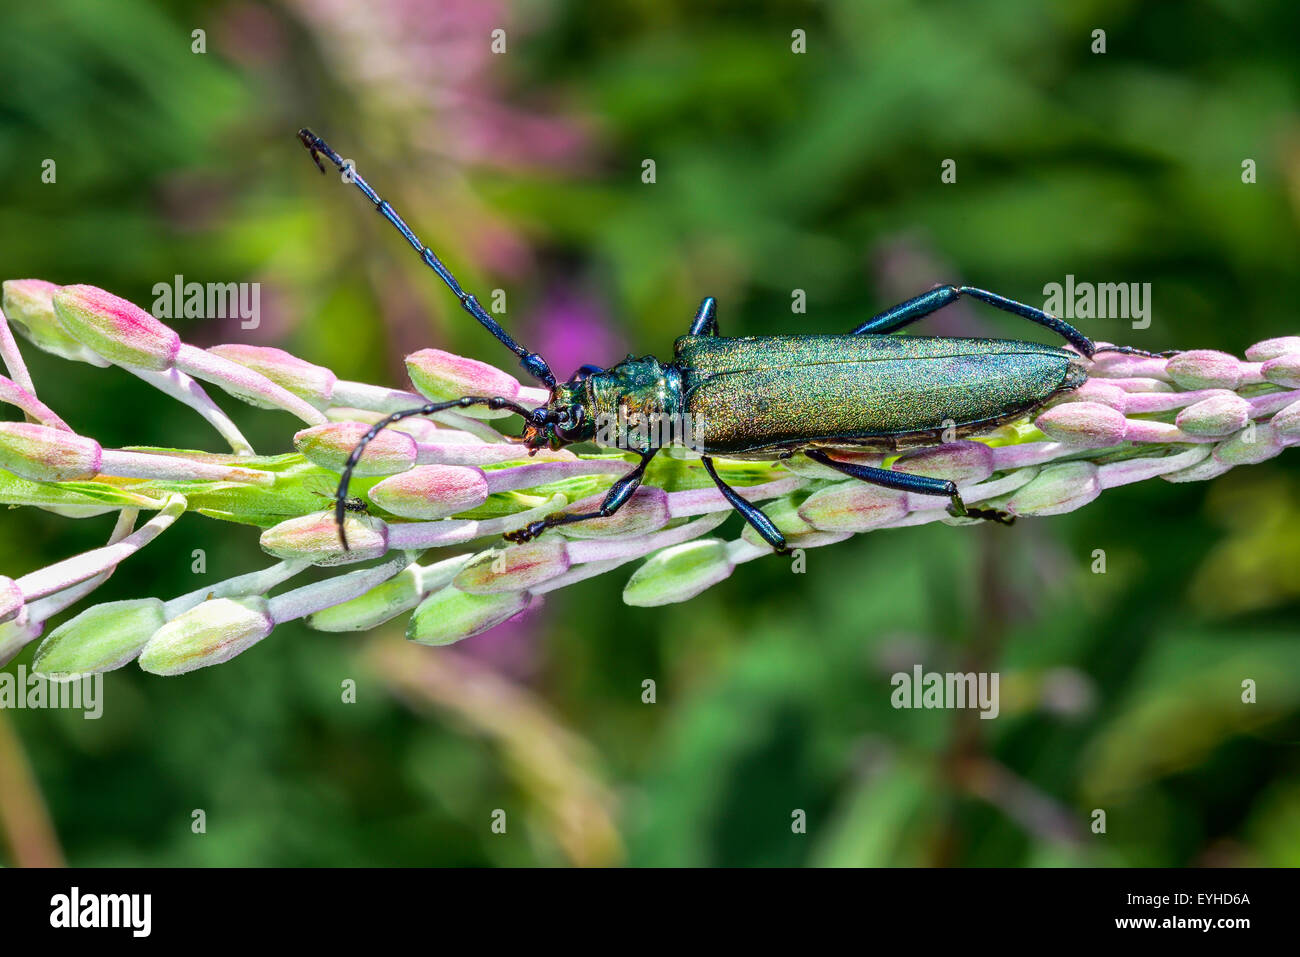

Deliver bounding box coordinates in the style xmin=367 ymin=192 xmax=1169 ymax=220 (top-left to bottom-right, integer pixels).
xmin=298 ymin=128 xmax=557 ymax=388
xmin=335 ymin=395 xmax=541 ymax=550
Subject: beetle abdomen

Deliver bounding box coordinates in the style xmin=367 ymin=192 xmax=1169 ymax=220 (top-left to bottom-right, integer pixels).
xmin=675 ymin=334 xmax=1087 ymax=455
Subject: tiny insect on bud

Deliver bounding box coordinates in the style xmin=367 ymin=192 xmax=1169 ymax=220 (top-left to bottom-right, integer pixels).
xmin=137 ymin=597 xmax=275 ymax=676
xmin=294 ymin=421 xmax=418 ymax=475
xmin=1260 ymin=353 xmax=1300 ymax=389
xmin=1005 ymin=461 xmax=1102 ymax=516
xmin=454 ymin=541 xmax=571 ymax=594
xmin=891 ymin=440 xmax=995 ymax=486
xmin=405 ymin=348 xmax=522 ymax=418
xmin=2 ymin=279 xmax=110 ymax=366
xmin=32 ymin=598 xmax=167 ymax=676
xmin=208 ymin=344 xmax=338 ymax=409
xmin=0 ymin=576 xmax=23 ymax=625
xmin=623 ymin=539 xmax=735 ymax=607
xmin=1165 ymin=350 xmax=1242 ymax=391
xmin=797 ymin=480 xmax=909 ymax=531
xmin=260 ymin=511 xmax=389 ymax=565
xmin=0 ymin=422 xmax=102 ymax=481
xmin=553 ymin=487 xmax=671 ymax=538
xmin=52 ymin=284 xmax=181 ymax=371
xmin=1245 ymin=337 xmax=1300 ymax=361
xmin=1174 ymin=392 xmax=1251 ymax=436
xmin=407 ymin=586 xmax=530 ymax=646
xmin=368 ymin=464 xmax=489 ymax=519
xmin=1034 ymin=402 xmax=1128 ymax=447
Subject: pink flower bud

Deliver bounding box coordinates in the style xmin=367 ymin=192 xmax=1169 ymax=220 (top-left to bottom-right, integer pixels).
xmin=798 ymin=481 xmax=909 ymax=531
xmin=208 ymin=344 xmax=337 ymax=408
xmin=1246 ymin=337 xmax=1300 ymax=361
xmin=52 ymin=285 xmax=180 ymax=370
xmin=1261 ymin=353 xmax=1300 ymax=389
xmin=891 ymin=440 xmax=994 ymax=486
xmin=1034 ymin=402 xmax=1128 ymax=447
xmin=454 ymin=541 xmax=571 ymax=594
xmin=405 ymin=348 xmax=522 ymax=418
xmin=0 ymin=422 xmax=101 ymax=481
xmin=294 ymin=421 xmax=417 ymax=475
xmin=260 ymin=512 xmax=389 ymax=565
xmin=0 ymin=576 xmax=23 ymax=625
xmin=138 ymin=597 xmax=275 ymax=676
xmin=1165 ymin=350 xmax=1242 ymax=390
xmin=1006 ymin=461 xmax=1102 ymax=516
xmin=1175 ymin=392 xmax=1250 ymax=437
xmin=2 ymin=279 xmax=110 ymax=366
xmin=552 ymin=487 xmax=670 ymax=538
xmin=1270 ymin=396 xmax=1300 ymax=440
xmin=368 ymin=464 xmax=490 ymax=519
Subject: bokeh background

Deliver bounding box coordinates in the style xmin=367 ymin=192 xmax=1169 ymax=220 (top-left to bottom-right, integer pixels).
xmin=2 ymin=0 xmax=1300 ymax=866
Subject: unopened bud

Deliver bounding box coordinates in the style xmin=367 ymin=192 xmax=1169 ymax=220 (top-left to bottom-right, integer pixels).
xmin=553 ymin=487 xmax=670 ymax=538
xmin=1175 ymin=392 xmax=1250 ymax=436
xmin=138 ymin=597 xmax=274 ymax=675
xmin=2 ymin=279 xmax=110 ymax=366
xmin=0 ymin=577 xmax=23 ymax=625
xmin=406 ymin=348 xmax=522 ymax=418
xmin=1005 ymin=462 xmax=1101 ymax=516
xmin=1270 ymin=396 xmax=1300 ymax=440
xmin=407 ymin=586 xmax=530 ymax=645
xmin=1261 ymin=353 xmax=1300 ymax=389
xmin=892 ymin=440 xmax=994 ymax=485
xmin=1214 ymin=423 xmax=1282 ymax=466
xmin=208 ymin=344 xmax=337 ymax=409
xmin=0 ymin=422 xmax=101 ymax=481
xmin=33 ymin=598 xmax=166 ymax=675
xmin=368 ymin=464 xmax=489 ymax=519
xmin=52 ymin=285 xmax=180 ymax=370
xmin=798 ymin=480 xmax=909 ymax=531
xmin=1034 ymin=402 xmax=1128 ymax=447
xmin=1165 ymin=350 xmax=1242 ymax=391
xmin=260 ymin=511 xmax=388 ymax=565
xmin=1246 ymin=337 xmax=1300 ymax=361
xmin=294 ymin=421 xmax=417 ymax=475
xmin=454 ymin=542 xmax=570 ymax=594
xmin=623 ymin=539 xmax=735 ymax=607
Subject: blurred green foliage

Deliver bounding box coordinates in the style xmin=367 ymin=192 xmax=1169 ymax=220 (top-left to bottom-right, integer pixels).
xmin=2 ymin=0 xmax=1299 ymax=866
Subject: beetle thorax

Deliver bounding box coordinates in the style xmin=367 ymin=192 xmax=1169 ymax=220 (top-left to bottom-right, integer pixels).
xmin=586 ymin=356 xmax=687 ymax=452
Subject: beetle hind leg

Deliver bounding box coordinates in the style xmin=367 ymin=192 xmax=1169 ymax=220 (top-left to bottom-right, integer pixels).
xmin=701 ymin=456 xmax=787 ymax=553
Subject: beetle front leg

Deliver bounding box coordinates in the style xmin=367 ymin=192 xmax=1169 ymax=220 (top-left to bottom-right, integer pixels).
xmin=504 ymin=451 xmax=657 ymax=543
xmin=803 ymin=449 xmax=1013 ymax=526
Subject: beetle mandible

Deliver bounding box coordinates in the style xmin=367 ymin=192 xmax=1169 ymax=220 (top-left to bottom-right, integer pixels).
xmin=298 ymin=129 xmax=1158 ymax=554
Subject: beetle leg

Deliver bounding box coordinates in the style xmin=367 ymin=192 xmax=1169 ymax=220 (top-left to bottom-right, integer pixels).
xmin=850 ymin=285 xmax=1095 ymax=358
xmin=504 ymin=451 xmax=657 ymax=543
xmin=688 ymin=296 xmax=718 ymax=336
xmin=701 ymin=456 xmax=787 ymax=553
xmin=803 ymin=449 xmax=1013 ymax=526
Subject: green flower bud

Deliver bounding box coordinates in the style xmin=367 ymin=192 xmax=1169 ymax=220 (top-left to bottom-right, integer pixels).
xmin=1246 ymin=337 xmax=1300 ymax=361
xmin=1174 ymin=392 xmax=1250 ymax=436
xmin=138 ymin=597 xmax=274 ymax=675
xmin=1165 ymin=350 xmax=1241 ymax=390
xmin=260 ymin=512 xmax=388 ymax=565
xmin=553 ymin=488 xmax=670 ymax=539
xmin=207 ymin=344 xmax=337 ymax=409
xmin=798 ymin=480 xmax=909 ymax=531
xmin=1270 ymin=396 xmax=1300 ymax=439
xmin=407 ymin=586 xmax=530 ymax=645
xmin=33 ymin=598 xmax=166 ymax=675
xmin=307 ymin=565 xmax=424 ymax=632
xmin=454 ymin=542 xmax=570 ymax=594
xmin=1214 ymin=423 xmax=1282 ymax=466
xmin=0 ymin=422 xmax=101 ymax=481
xmin=1261 ymin=353 xmax=1300 ymax=389
xmin=623 ymin=539 xmax=734 ymax=607
xmin=739 ymin=495 xmax=814 ymax=548
xmin=2 ymin=279 xmax=109 ymax=366
xmin=405 ymin=348 xmax=522 ymax=418
xmin=368 ymin=464 xmax=489 ymax=519
xmin=892 ymin=440 xmax=995 ymax=485
xmin=294 ymin=421 xmax=417 ymax=475
xmin=52 ymin=285 xmax=180 ymax=371
xmin=1034 ymin=401 xmax=1128 ymax=447
xmin=1006 ymin=462 xmax=1101 ymax=516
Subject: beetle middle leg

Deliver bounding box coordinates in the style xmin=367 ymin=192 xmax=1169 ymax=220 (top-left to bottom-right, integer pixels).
xmin=701 ymin=456 xmax=787 ymax=553
xmin=803 ymin=449 xmax=1013 ymax=526
xmin=851 ymin=285 xmax=1095 ymax=358
xmin=504 ymin=451 xmax=657 ymax=543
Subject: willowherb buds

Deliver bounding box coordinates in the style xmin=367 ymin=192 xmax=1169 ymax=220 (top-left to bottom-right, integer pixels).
xmin=138 ymin=597 xmax=275 ymax=676
xmin=0 ymin=422 xmax=102 ymax=481
xmin=1261 ymin=353 xmax=1300 ymax=389
xmin=1006 ymin=462 xmax=1102 ymax=516
xmin=368 ymin=464 xmax=490 ymax=519
xmin=406 ymin=348 xmax=523 ymax=418
xmin=623 ymin=539 xmax=735 ymax=606
xmin=260 ymin=512 xmax=389 ymax=565
xmin=294 ymin=421 xmax=418 ymax=475
xmin=52 ymin=284 xmax=181 ymax=371
xmin=454 ymin=541 xmax=571 ymax=594
xmin=208 ymin=344 xmax=338 ymax=409
xmin=798 ymin=480 xmax=909 ymax=531
xmin=407 ymin=586 xmax=531 ymax=645
xmin=891 ymin=440 xmax=995 ymax=485
xmin=1034 ymin=401 xmax=1128 ymax=447
xmin=1164 ymin=350 xmax=1242 ymax=391
xmin=1175 ymin=392 xmax=1251 ymax=436
xmin=551 ymin=487 xmax=670 ymax=538
xmin=33 ymin=598 xmax=167 ymax=675
xmin=2 ymin=279 xmax=110 ymax=366
xmin=0 ymin=576 xmax=23 ymax=625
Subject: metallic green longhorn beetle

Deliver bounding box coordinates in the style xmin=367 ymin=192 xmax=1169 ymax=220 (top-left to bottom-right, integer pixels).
xmin=300 ymin=129 xmax=1129 ymax=554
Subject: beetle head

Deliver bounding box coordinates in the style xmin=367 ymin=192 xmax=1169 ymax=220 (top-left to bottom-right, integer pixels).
xmin=520 ymin=381 xmax=594 ymax=452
